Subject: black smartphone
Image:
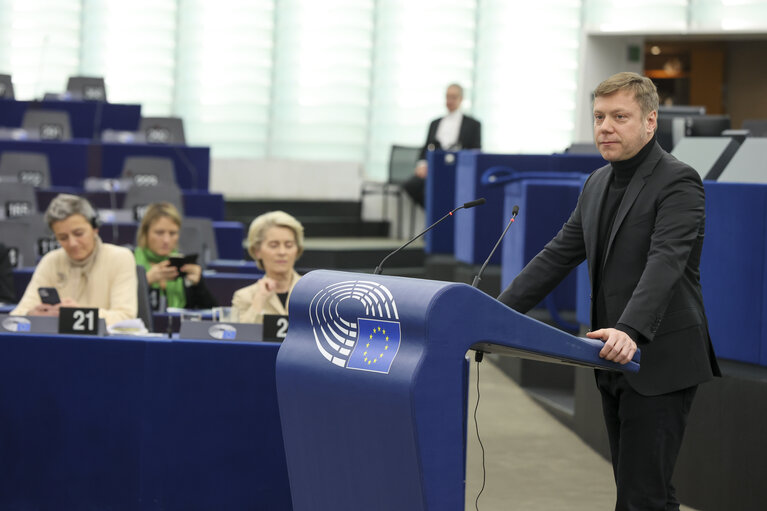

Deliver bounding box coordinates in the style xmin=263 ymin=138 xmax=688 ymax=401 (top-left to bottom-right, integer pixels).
xmin=38 ymin=287 xmax=61 ymax=305
xmin=168 ymin=253 xmax=198 ymax=272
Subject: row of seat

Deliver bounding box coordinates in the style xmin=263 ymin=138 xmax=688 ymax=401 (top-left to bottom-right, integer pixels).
xmin=0 ymin=108 xmax=186 ymax=145
xmin=0 ymin=151 xmax=179 ymax=189
xmin=0 ymin=74 xmax=107 ymax=102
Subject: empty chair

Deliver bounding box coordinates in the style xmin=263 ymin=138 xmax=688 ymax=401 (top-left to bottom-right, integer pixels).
xmin=9 ymin=213 xmax=57 ymax=261
xmin=0 ymin=74 xmax=14 ymax=99
xmin=0 ymin=182 xmax=37 ymax=220
xmin=66 ymin=76 xmax=107 ymax=102
xmin=120 ymin=156 xmax=176 ymax=187
xmin=742 ymin=119 xmax=767 ymax=137
xmin=123 ymin=182 xmax=184 ymax=221
xmin=0 ymin=220 xmax=36 ymax=268
xmin=180 ymin=217 xmax=219 ymax=266
xmin=361 ymin=145 xmax=422 ymax=238
xmin=139 ymin=116 xmax=186 ymax=145
xmin=0 ymin=151 xmax=51 ymax=188
xmin=21 ymin=109 xmax=72 ymax=141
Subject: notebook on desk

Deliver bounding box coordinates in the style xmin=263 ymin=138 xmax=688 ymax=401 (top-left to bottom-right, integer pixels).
xmin=0 ymin=314 xmax=107 ymax=336
xmin=178 ymin=320 xmax=263 ymax=342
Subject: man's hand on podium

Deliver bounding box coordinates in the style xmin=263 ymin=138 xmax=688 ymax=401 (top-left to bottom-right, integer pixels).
xmin=587 ymin=328 xmax=638 ymax=365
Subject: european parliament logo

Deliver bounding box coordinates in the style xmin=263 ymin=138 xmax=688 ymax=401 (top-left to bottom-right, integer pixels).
xmin=346 ymin=319 xmax=401 ymax=374
xmin=308 ymin=280 xmax=401 ymax=374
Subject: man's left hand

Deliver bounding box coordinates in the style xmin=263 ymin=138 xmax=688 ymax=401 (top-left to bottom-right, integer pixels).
xmin=587 ymin=328 xmax=637 ymax=365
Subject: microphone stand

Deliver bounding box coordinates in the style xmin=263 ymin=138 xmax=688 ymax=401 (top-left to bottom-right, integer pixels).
xmin=374 ymin=198 xmax=486 ymax=275
xmin=471 ymin=205 xmax=520 ymax=288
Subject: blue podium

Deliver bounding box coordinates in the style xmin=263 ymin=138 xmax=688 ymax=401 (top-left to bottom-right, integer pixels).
xmin=276 ymin=270 xmax=640 ymax=511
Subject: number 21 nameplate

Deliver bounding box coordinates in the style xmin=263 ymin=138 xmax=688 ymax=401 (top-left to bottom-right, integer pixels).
xmin=59 ymin=307 xmax=100 ymax=335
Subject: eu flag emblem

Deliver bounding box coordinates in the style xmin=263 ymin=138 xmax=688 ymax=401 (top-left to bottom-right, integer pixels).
xmin=346 ymin=318 xmax=401 ymax=374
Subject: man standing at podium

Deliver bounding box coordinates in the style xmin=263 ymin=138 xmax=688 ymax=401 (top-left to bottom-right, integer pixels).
xmin=498 ymin=72 xmax=719 ymax=511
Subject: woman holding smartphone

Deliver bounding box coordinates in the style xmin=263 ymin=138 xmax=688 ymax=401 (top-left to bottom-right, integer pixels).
xmin=134 ymin=202 xmax=216 ymax=310
xmin=10 ymin=194 xmax=138 ymax=326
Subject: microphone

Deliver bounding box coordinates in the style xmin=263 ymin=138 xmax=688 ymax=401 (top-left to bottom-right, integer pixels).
xmin=374 ymin=198 xmax=486 ymax=275
xmin=471 ymin=205 xmax=519 ymax=288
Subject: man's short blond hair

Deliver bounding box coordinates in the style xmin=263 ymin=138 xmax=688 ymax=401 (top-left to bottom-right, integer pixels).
xmin=247 ymin=211 xmax=304 ymax=269
xmin=594 ymin=72 xmax=659 ymax=117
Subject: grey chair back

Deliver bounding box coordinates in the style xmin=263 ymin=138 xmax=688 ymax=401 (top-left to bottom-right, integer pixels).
xmin=742 ymin=119 xmax=767 ymax=137
xmin=8 ymin=213 xmax=57 ymax=261
xmin=139 ymin=116 xmax=186 ymax=145
xmin=180 ymin=217 xmax=219 ymax=265
xmin=21 ymin=109 xmax=73 ymax=141
xmin=388 ymin=145 xmax=422 ymax=185
xmin=0 ymin=151 xmax=51 ymax=188
xmin=121 ymin=156 xmax=176 ymax=187
xmin=66 ymin=76 xmax=107 ymax=102
xmin=0 ymin=182 xmax=37 ymax=220
xmin=0 ymin=74 xmax=14 ymax=99
xmin=123 ymin=183 xmax=184 ymax=221
xmin=0 ymin=220 xmax=36 ymax=267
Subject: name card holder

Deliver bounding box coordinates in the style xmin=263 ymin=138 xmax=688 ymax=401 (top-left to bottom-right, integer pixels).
xmin=59 ymin=307 xmax=100 ymax=336
xmin=263 ymin=314 xmax=289 ymax=342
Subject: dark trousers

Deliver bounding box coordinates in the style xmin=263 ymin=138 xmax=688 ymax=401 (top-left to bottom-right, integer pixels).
xmin=401 ymin=175 xmax=425 ymax=208
xmin=596 ymin=370 xmax=697 ymax=511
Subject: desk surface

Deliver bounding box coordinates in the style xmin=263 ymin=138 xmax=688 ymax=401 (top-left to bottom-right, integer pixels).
xmin=0 ymin=331 xmax=291 ymax=510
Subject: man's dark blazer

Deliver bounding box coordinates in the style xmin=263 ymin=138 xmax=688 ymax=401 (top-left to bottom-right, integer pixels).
xmin=418 ymin=114 xmax=482 ymax=160
xmin=498 ymin=141 xmax=720 ymax=396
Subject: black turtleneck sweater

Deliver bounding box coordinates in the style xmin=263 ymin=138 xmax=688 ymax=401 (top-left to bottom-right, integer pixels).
xmin=593 ymin=135 xmax=657 ymax=343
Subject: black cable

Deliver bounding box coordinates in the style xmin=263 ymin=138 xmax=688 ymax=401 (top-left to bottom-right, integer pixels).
xmin=474 ymin=355 xmax=486 ymax=511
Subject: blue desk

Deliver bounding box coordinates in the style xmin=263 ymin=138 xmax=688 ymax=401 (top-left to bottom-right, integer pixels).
xmin=96 ymin=221 xmax=242 ymax=258
xmin=36 ymin=187 xmax=226 ymax=221
xmin=501 ymin=178 xmax=584 ymax=316
xmin=208 ymin=259 xmax=263 ymax=274
xmin=0 ymin=98 xmax=141 ymax=139
xmin=0 ymin=332 xmax=291 ymax=510
xmin=454 ymin=153 xmax=605 ymax=265
xmin=424 ymin=150 xmax=458 ymax=254
xmin=699 ymin=182 xmax=767 ymax=366
xmin=0 ymin=138 xmax=92 ymax=186
xmin=203 ymin=272 xmax=261 ymax=306
xmin=574 ymin=181 xmax=767 ymax=368
xmin=0 ymin=140 xmax=209 ymax=190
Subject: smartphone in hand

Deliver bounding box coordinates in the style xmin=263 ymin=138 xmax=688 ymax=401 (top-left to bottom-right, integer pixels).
xmin=167 ymin=253 xmax=198 ymax=272
xmin=38 ymin=287 xmax=61 ymax=305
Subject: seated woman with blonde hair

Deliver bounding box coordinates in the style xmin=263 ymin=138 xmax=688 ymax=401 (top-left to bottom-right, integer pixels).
xmin=232 ymin=211 xmax=304 ymax=323
xmin=134 ymin=202 xmax=216 ymax=310
xmin=11 ymin=194 xmax=137 ymax=326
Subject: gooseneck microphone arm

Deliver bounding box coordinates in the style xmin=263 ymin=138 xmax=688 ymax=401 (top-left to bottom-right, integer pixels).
xmin=471 ymin=205 xmax=519 ymax=288
xmin=374 ymin=198 xmax=486 ymax=275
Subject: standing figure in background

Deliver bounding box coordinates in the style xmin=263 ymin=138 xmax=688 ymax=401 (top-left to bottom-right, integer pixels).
xmin=134 ymin=202 xmax=216 ymax=310
xmin=11 ymin=194 xmax=137 ymax=325
xmin=402 ymin=83 xmax=482 ymax=207
xmin=232 ymin=211 xmax=304 ymax=324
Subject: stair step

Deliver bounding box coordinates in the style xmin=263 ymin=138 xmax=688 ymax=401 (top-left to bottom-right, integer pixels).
xmin=299 ymin=238 xmax=424 ymax=270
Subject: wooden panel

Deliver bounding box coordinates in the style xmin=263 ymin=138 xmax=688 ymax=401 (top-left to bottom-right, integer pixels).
xmin=690 ymin=49 xmax=725 ymax=114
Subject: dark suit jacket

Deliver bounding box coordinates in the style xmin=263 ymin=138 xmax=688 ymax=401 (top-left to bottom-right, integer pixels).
xmin=418 ymin=114 xmax=482 ymax=160
xmin=498 ymin=141 xmax=720 ymax=396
